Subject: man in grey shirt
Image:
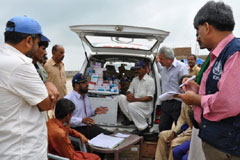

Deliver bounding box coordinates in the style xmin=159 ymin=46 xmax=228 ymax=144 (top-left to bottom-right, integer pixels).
xmin=156 ymin=46 xmax=188 ymax=132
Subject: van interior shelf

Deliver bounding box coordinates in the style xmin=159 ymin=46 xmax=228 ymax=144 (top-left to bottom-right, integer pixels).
xmin=88 ymin=90 xmax=119 ymax=95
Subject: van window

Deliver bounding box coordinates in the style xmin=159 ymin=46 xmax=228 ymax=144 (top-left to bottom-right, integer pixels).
xmin=104 ymin=62 xmax=135 ymax=73
xmin=85 ymin=35 xmax=157 ymax=51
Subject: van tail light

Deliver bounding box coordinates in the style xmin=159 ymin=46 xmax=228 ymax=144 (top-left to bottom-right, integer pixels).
xmin=155 ymin=119 xmax=160 ymax=124
xmin=156 ymin=109 xmax=161 ymax=115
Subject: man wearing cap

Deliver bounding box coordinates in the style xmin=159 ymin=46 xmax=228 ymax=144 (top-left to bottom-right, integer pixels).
xmin=44 ymin=44 xmax=67 ymax=100
xmin=156 ymin=46 xmax=188 ymax=132
xmin=0 ymin=16 xmax=58 ymax=159
xmin=65 ymin=73 xmax=112 ymax=139
xmin=118 ymin=60 xmax=155 ymax=135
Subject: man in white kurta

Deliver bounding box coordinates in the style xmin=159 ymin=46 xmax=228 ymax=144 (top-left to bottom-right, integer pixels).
xmin=119 ymin=61 xmax=155 ymax=134
xmin=0 ymin=16 xmax=58 ymax=160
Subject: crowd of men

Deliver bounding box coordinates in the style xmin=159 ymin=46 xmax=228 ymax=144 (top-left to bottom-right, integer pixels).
xmin=0 ymin=1 xmax=239 ymax=160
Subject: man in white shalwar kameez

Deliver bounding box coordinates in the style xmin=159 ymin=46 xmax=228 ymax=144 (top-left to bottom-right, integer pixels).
xmin=119 ymin=60 xmax=155 ymax=135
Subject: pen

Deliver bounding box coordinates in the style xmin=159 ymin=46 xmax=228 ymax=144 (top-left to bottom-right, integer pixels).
xmin=179 ymin=75 xmax=196 ymax=88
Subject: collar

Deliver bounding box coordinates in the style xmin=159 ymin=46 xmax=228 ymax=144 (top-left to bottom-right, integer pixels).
xmin=211 ymin=34 xmax=234 ymax=58
xmin=138 ymin=73 xmax=148 ymax=81
xmin=142 ymin=73 xmax=148 ymax=80
xmin=36 ymin=61 xmax=42 ymax=66
xmin=72 ymin=90 xmax=84 ymax=100
xmin=4 ymin=43 xmax=32 ymax=64
xmin=49 ymin=58 xmax=64 ymax=66
xmin=49 ymin=58 xmax=57 ymax=66
xmin=53 ymin=118 xmax=66 ymax=131
xmin=190 ymin=65 xmax=198 ymax=71
xmin=171 ymin=58 xmax=177 ymax=67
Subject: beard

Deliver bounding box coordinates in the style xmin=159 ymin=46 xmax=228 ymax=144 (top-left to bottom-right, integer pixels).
xmin=25 ymin=42 xmax=38 ymax=58
xmin=188 ymin=63 xmax=194 ymax=68
xmin=79 ymin=87 xmax=88 ymax=94
xmin=25 ymin=48 xmax=35 ymax=58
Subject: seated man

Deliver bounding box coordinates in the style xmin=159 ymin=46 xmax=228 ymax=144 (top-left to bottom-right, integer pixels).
xmin=155 ymin=103 xmax=192 ymax=160
xmin=47 ymin=98 xmax=100 ymax=160
xmin=155 ymin=75 xmax=193 ymax=160
xmin=118 ymin=60 xmax=155 ymax=135
xmin=65 ymin=73 xmax=112 ymax=139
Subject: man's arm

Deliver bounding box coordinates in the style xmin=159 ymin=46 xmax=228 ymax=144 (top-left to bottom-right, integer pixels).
xmin=94 ymin=106 xmax=108 ymax=114
xmin=126 ymin=91 xmax=153 ymax=102
xmin=70 ymin=116 xmax=84 ymax=126
xmin=179 ymin=52 xmax=240 ymax=121
xmin=155 ymin=56 xmax=163 ymax=73
xmin=10 ymin=64 xmax=57 ymax=110
xmin=172 ymin=103 xmax=188 ymax=133
xmin=69 ymin=128 xmax=88 ymax=144
xmin=82 ymin=117 xmax=95 ymax=126
xmin=49 ymin=129 xmax=75 ymax=159
xmin=129 ymin=96 xmax=153 ymax=102
xmin=38 ymin=82 xmax=59 ymax=111
xmin=199 ymin=52 xmax=240 ymax=120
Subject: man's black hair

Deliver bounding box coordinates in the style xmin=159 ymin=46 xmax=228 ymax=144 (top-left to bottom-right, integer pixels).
xmin=187 ymin=54 xmax=197 ymax=61
xmin=194 ymin=1 xmax=235 ymax=31
xmin=55 ymin=98 xmax=75 ymax=119
xmin=52 ymin=44 xmax=59 ymax=53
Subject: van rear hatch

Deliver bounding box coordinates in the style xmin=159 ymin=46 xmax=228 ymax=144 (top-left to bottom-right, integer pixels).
xmin=69 ymin=25 xmax=169 ymax=55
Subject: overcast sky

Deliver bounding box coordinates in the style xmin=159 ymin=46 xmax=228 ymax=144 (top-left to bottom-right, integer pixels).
xmin=1 ymin=0 xmax=239 ymax=71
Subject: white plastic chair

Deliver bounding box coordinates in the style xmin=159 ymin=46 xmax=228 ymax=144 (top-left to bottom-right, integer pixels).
xmin=69 ymin=136 xmax=87 ymax=152
xmin=47 ymin=153 xmax=69 ymax=160
xmin=48 ymin=136 xmax=87 ymax=160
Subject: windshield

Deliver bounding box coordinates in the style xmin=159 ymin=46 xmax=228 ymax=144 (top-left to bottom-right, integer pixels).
xmin=104 ymin=61 xmax=135 ymax=73
xmin=86 ymin=35 xmax=157 ymax=51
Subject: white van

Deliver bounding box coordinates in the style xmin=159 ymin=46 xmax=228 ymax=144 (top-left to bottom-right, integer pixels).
xmin=69 ymin=25 xmax=169 ymax=133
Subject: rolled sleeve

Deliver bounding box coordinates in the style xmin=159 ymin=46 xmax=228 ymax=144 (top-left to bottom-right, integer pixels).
xmin=69 ymin=128 xmax=82 ymax=138
xmin=127 ymin=79 xmax=134 ymax=93
xmin=201 ymin=95 xmax=212 ymax=116
xmin=70 ymin=117 xmax=83 ymax=127
xmin=146 ymin=79 xmax=155 ymax=98
xmin=9 ymin=63 xmax=48 ymax=106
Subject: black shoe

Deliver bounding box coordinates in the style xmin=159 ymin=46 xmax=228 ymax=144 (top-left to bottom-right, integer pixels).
xmin=121 ymin=119 xmax=134 ymax=126
xmin=131 ymin=127 xmax=149 ymax=136
xmin=144 ymin=132 xmax=159 ymax=141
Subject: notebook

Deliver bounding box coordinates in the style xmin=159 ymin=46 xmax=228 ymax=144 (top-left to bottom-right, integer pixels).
xmin=88 ymin=133 xmax=125 ymax=149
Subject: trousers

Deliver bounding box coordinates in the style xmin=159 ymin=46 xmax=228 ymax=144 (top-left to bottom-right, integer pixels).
xmin=159 ymin=100 xmax=182 ymax=132
xmin=155 ymin=129 xmax=191 ymax=160
xmin=118 ymin=94 xmax=152 ymax=130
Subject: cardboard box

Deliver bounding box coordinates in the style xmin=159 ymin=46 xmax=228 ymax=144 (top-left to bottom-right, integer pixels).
xmin=119 ymin=144 xmax=139 ymax=160
xmin=104 ymin=144 xmax=139 ymax=160
xmin=142 ymin=141 xmax=157 ymax=158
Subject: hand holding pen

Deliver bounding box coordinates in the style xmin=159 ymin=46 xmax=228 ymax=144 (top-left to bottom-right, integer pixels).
xmin=179 ymin=75 xmax=199 ymax=94
xmin=179 ymin=75 xmax=196 ymax=88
